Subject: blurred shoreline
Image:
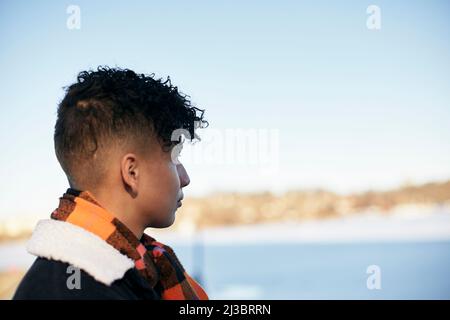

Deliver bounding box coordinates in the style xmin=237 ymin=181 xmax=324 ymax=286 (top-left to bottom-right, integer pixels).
xmin=173 ymin=179 xmax=450 ymax=231
xmin=1 ymin=179 xmax=450 ymax=243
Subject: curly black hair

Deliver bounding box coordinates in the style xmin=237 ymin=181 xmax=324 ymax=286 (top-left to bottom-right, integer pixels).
xmin=54 ymin=66 xmax=207 ymax=188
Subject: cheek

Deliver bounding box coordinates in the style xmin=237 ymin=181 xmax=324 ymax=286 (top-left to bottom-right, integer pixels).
xmin=164 ymin=163 xmax=181 ymax=193
xmin=140 ymin=163 xmax=180 ymax=227
xmin=141 ymin=163 xmax=179 ymax=207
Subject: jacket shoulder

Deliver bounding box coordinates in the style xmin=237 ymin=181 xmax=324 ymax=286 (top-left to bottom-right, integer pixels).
xmin=13 ymin=257 xmax=154 ymax=300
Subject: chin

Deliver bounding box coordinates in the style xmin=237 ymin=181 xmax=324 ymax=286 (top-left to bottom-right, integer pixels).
xmin=151 ymin=212 xmax=176 ymax=228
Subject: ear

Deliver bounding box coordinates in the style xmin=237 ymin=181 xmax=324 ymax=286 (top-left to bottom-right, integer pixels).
xmin=120 ymin=153 xmax=139 ymax=198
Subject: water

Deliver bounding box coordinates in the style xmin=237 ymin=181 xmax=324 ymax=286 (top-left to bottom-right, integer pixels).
xmin=2 ymin=208 xmax=450 ymax=299
xmin=168 ymin=241 xmax=450 ymax=299
xmin=1 ymin=240 xmax=449 ymax=299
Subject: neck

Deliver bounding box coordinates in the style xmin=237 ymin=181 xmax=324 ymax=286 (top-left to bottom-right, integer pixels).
xmin=88 ymin=188 xmax=145 ymax=239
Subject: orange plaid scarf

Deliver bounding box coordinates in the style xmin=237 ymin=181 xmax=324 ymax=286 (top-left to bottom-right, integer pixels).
xmin=51 ymin=188 xmax=208 ymax=300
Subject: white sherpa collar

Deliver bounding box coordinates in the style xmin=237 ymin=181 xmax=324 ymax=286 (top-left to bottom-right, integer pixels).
xmin=27 ymin=219 xmax=135 ymax=286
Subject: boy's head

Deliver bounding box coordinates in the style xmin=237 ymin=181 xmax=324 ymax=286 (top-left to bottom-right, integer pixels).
xmin=54 ymin=67 xmax=207 ymax=229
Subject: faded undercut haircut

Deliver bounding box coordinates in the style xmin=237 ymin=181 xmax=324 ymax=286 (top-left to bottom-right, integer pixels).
xmin=54 ymin=66 xmax=207 ymax=189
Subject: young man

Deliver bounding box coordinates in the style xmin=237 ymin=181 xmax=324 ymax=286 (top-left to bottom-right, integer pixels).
xmin=13 ymin=67 xmax=209 ymax=300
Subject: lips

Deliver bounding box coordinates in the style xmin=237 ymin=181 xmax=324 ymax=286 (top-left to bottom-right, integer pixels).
xmin=177 ymin=195 xmax=184 ymax=208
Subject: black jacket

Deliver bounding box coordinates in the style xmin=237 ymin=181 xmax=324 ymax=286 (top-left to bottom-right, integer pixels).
xmin=13 ymin=218 xmax=163 ymax=300
xmin=13 ymin=257 xmax=160 ymax=300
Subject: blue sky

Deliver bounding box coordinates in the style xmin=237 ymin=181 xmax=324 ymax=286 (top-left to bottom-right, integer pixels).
xmin=0 ymin=0 xmax=449 ymax=218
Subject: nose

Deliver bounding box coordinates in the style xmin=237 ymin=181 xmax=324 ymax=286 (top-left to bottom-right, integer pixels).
xmin=177 ymin=163 xmax=190 ymax=188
